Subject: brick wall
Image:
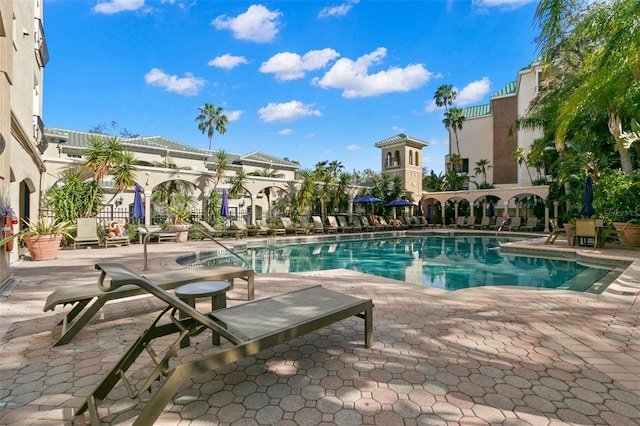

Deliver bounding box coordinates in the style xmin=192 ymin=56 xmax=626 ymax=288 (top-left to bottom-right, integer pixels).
xmin=492 ymin=96 xmax=518 ymax=184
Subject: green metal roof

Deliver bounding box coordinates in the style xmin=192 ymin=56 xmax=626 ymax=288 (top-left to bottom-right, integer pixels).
xmin=491 ymin=81 xmax=516 ymax=98
xmin=374 ymin=134 xmax=428 ymax=148
xmin=462 ymin=104 xmax=491 ymax=119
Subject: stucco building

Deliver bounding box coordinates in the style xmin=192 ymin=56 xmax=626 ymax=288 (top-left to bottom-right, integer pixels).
xmin=0 ymin=0 xmax=49 ymax=284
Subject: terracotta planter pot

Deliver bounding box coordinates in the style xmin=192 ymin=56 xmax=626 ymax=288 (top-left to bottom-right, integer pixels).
xmin=613 ymin=222 xmax=640 ymax=247
xmin=23 ymin=234 xmax=64 ymax=260
xmin=169 ymin=224 xmax=191 ymax=242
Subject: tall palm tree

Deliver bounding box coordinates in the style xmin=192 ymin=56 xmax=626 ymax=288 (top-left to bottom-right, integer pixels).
xmin=249 ymin=168 xmax=284 ymax=218
xmin=474 ymin=159 xmax=492 ymax=185
xmin=196 ymin=103 xmax=228 ymax=151
xmin=434 ymin=84 xmax=456 ymax=113
xmin=213 ymin=150 xmax=230 ymax=189
xmin=443 ymin=107 xmax=465 ymax=155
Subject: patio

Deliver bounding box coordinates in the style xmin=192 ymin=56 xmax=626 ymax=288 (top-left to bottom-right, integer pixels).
xmin=1 ymin=235 xmax=639 ymax=425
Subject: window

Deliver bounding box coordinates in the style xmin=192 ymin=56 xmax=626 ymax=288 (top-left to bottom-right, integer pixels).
xmin=394 ymin=150 xmax=400 ymax=167
xmin=385 ymin=153 xmax=392 ymax=168
xmin=415 ymin=151 xmax=420 ymax=166
xmin=409 ymin=150 xmax=413 ymax=166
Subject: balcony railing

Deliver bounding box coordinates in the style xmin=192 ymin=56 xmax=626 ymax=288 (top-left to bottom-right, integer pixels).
xmin=33 ymin=115 xmax=48 ymax=153
xmin=34 ymin=18 xmax=49 ymax=67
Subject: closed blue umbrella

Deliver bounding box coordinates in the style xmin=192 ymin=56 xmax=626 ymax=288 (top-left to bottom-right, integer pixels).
xmin=221 ymin=189 xmax=230 ymax=218
xmin=417 ymin=201 xmax=423 ymax=217
xmin=487 ymin=201 xmax=495 ymax=218
xmin=580 ymin=175 xmax=595 ymax=217
xmin=132 ymin=183 xmax=145 ymax=219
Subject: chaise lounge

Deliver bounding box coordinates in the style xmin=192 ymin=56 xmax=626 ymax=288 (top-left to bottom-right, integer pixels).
xmin=76 ymin=263 xmax=373 ymax=426
xmin=43 ymin=264 xmax=255 ymax=346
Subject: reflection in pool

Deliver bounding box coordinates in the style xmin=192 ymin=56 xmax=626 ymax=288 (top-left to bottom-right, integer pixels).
xmin=183 ymin=236 xmax=623 ymax=292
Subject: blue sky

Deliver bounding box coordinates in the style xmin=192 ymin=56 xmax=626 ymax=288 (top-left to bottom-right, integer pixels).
xmin=43 ymin=0 xmax=540 ymax=174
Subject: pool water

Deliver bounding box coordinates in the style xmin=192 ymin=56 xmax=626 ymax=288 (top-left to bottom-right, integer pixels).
xmin=185 ymin=235 xmax=622 ymax=292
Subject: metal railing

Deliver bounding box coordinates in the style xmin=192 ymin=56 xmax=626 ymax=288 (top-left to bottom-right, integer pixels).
xmin=142 ymin=228 xmax=249 ymax=271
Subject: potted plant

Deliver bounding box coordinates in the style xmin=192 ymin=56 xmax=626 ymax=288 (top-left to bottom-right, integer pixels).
xmin=0 ymin=217 xmax=74 ymax=260
xmin=167 ymin=206 xmax=192 ymax=243
xmin=593 ymin=170 xmax=640 ymax=246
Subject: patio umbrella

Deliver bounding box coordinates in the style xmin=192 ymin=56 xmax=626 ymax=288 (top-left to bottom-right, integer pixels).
xmin=580 ymin=175 xmax=595 ymax=217
xmin=487 ymin=201 xmax=495 ymax=218
xmin=132 ymin=183 xmax=145 ymax=220
xmin=220 ymin=188 xmax=230 ymax=218
xmin=386 ymin=199 xmax=415 ymax=218
xmin=353 ymin=195 xmax=384 ymax=204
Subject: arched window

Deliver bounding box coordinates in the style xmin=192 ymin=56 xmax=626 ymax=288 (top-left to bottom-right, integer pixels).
xmin=386 ymin=153 xmax=392 ymax=168
xmin=394 ymin=150 xmax=400 ymax=167
xmin=415 ymin=151 xmax=419 ymax=166
xmin=409 ymin=150 xmax=414 ymax=166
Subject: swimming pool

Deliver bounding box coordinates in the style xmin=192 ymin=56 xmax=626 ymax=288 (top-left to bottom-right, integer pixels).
xmin=181 ymin=235 xmax=625 ymax=292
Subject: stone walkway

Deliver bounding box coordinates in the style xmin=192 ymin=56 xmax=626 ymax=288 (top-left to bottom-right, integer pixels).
xmin=0 ymin=233 xmax=639 ymax=425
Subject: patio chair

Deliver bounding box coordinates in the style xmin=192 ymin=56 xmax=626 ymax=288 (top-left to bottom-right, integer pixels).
xmin=76 ymin=263 xmax=373 ymax=426
xmin=234 ymin=220 xmax=267 ymax=237
xmin=281 ymin=217 xmax=308 ymax=235
xmin=345 ymin=216 xmax=362 ymax=232
xmin=197 ymin=220 xmax=246 ymax=239
xmin=259 ymin=219 xmax=285 ymax=236
xmin=358 ymin=215 xmax=374 ymax=232
xmin=521 ymin=217 xmax=538 ymax=232
xmin=329 ymin=216 xmax=351 ymax=233
xmin=138 ymin=225 xmax=176 ymax=244
xmin=473 ymin=216 xmax=491 ymax=230
xmin=544 ymin=219 xmax=566 ymax=244
xmin=506 ymin=216 xmax=522 ymax=231
xmin=312 ymin=215 xmax=337 ymax=234
xmin=300 ymin=216 xmax=316 ymax=234
xmin=452 ymin=216 xmax=467 ymax=228
xmin=73 ymin=218 xmax=101 ymax=249
xmin=573 ymin=218 xmax=598 ymax=247
xmin=403 ymin=216 xmax=422 ymax=230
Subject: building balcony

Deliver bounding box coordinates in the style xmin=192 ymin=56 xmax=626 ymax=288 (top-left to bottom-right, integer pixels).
xmin=33 ymin=115 xmax=48 ymax=153
xmin=35 ymin=18 xmax=49 ymax=67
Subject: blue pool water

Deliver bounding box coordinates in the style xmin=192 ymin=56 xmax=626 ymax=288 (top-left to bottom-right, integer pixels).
xmin=184 ymin=235 xmax=622 ymax=292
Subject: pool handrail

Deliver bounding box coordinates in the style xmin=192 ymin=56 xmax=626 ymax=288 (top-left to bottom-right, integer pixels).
xmin=142 ymin=228 xmax=249 ymax=271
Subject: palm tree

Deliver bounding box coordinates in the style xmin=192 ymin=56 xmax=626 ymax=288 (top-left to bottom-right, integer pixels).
xmin=443 ymin=107 xmax=465 ymax=155
xmin=434 ymin=84 xmax=456 ymax=113
xmin=513 ymin=147 xmax=534 ymax=184
xmin=474 ymin=159 xmax=492 ymax=185
xmin=534 ymin=0 xmax=639 ymax=175
xmin=213 ymin=150 xmax=230 ymax=190
xmin=196 ymin=103 xmax=228 ymax=151
xmin=229 ymin=170 xmax=248 ymax=199
xmin=249 ymin=168 xmax=284 ymax=219
xmin=83 ymin=136 xmax=137 ymax=213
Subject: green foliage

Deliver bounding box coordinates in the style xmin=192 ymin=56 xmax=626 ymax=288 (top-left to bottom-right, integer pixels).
xmin=593 ymin=170 xmax=640 ymax=223
xmin=45 ymin=170 xmax=103 ymax=221
xmin=0 ymin=217 xmax=74 ymax=247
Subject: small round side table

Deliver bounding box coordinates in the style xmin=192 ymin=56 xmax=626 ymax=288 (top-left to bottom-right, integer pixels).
xmin=175 ymin=280 xmax=230 ymax=346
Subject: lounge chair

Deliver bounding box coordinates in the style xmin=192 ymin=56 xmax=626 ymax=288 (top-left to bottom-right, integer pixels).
xmin=300 ymin=216 xmax=316 ymax=234
xmin=197 ymin=219 xmax=246 ymax=239
xmin=76 ymin=263 xmax=373 ymax=425
xmin=358 ymin=215 xmax=374 ymax=232
xmin=43 ymin=264 xmax=255 ymax=346
xmin=521 ymin=217 xmax=538 ymax=232
xmin=344 ymin=216 xmax=362 ymax=232
xmin=473 ymin=216 xmax=491 ymax=230
xmin=234 ymin=220 xmax=267 ymax=237
xmin=73 ymin=218 xmax=101 ymax=249
xmin=505 ymin=216 xmax=522 ymax=231
xmin=281 ymin=217 xmax=308 ymax=235
xmin=138 ymin=225 xmax=177 ymax=243
xmin=259 ymin=219 xmax=285 ymax=236
xmin=329 ymin=215 xmax=350 ymax=233
xmin=104 ymin=222 xmax=130 ymax=247
xmin=544 ymin=219 xmax=566 ymax=244
xmin=417 ymin=216 xmax=433 ymax=229
xmin=312 ymin=215 xmax=337 ymax=234
xmin=452 ymin=216 xmax=467 ymax=228
xmin=494 ymin=216 xmax=506 ymax=231
xmin=402 ymin=216 xmax=422 ymax=230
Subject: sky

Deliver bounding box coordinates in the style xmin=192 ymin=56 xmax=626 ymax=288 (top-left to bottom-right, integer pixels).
xmin=43 ymin=0 xmax=541 ymax=175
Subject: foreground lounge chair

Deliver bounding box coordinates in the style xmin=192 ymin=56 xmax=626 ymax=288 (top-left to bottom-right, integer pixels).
xmin=259 ymin=219 xmax=285 ymax=236
xmin=544 ymin=219 xmax=566 ymax=244
xmin=43 ymin=265 xmax=255 ymax=346
xmin=76 ymin=263 xmax=373 ymax=426
xmin=73 ymin=218 xmax=101 ymax=249
xmin=328 ymin=215 xmax=350 ymax=233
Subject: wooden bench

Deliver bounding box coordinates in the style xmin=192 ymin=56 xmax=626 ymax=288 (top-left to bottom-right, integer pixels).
xmin=75 ymin=263 xmax=373 ymax=426
xmin=43 ymin=265 xmax=255 ymax=346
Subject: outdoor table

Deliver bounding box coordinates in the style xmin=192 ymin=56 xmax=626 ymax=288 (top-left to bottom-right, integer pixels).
xmin=175 ymin=280 xmax=230 ymax=346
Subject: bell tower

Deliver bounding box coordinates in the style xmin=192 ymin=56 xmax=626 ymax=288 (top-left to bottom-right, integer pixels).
xmin=374 ymin=134 xmax=428 ymax=202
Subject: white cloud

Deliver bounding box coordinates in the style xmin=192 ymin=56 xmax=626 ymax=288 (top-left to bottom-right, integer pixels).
xmin=212 ymin=5 xmax=281 ymax=43
xmin=391 ymin=126 xmax=405 ymax=133
xmin=424 ymin=99 xmax=439 ymax=113
xmin=472 ymin=0 xmax=535 ymax=10
xmin=258 ymin=100 xmax=321 ymax=123
xmin=347 ymin=144 xmax=360 ymax=151
xmin=312 ymin=48 xmax=433 ymax=98
xmin=144 ymin=68 xmax=205 ymax=96
xmin=456 ymin=77 xmax=491 ymax=106
xmin=277 ymin=129 xmax=294 ymax=135
xmin=260 ymin=49 xmax=340 ymax=81
xmin=225 ymin=110 xmax=243 ymax=122
xmin=318 ymin=0 xmax=359 ymax=18
xmin=208 ymin=54 xmax=248 ymax=70
xmin=93 ymin=0 xmax=145 ymax=14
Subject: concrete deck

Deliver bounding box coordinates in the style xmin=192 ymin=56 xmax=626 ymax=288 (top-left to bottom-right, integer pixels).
xmin=1 ymin=232 xmax=639 ymax=425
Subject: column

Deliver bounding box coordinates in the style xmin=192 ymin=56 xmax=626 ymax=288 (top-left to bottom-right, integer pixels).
xmin=144 ymin=190 xmax=152 ymax=226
